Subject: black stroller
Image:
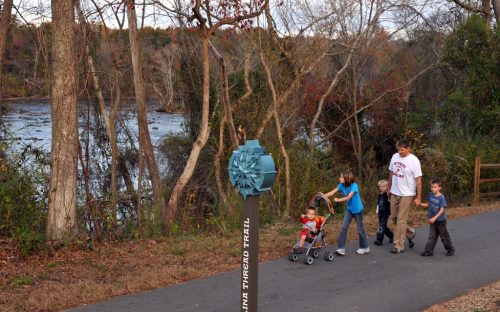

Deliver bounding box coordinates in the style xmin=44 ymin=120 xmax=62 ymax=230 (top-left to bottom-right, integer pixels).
xmin=288 ymin=193 xmax=336 ymax=265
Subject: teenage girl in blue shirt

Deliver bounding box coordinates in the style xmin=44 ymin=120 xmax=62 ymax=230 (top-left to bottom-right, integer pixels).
xmin=325 ymin=169 xmax=369 ymax=255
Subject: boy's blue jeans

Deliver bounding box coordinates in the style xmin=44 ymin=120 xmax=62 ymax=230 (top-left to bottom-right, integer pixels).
xmin=338 ymin=210 xmax=368 ymax=249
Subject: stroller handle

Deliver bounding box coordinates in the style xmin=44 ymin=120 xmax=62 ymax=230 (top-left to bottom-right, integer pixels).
xmin=311 ymin=192 xmax=336 ymax=215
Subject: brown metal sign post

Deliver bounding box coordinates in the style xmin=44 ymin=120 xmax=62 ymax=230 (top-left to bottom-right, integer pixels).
xmin=228 ymin=140 xmax=276 ymax=312
xmin=241 ymin=195 xmax=259 ymax=312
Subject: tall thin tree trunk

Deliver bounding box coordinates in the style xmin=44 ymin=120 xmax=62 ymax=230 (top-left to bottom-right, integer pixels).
xmin=258 ymin=51 xmax=292 ymax=216
xmin=273 ymin=111 xmax=291 ymax=217
xmin=118 ymin=154 xmax=137 ymax=204
xmin=209 ymin=41 xmax=239 ymax=150
xmin=46 ymin=0 xmax=78 ymax=241
xmin=90 ymin=0 xmax=127 ymax=218
xmin=214 ymin=115 xmax=228 ymax=205
xmin=166 ymin=34 xmax=211 ymax=229
xmin=0 ymin=0 xmax=14 ymax=114
xmin=351 ymin=60 xmax=362 ymax=175
xmin=76 ymin=3 xmax=119 ymax=228
xmin=126 ymin=1 xmax=166 ymax=221
xmin=484 ymin=0 xmax=492 ymax=24
xmin=493 ymin=0 xmax=500 ymax=24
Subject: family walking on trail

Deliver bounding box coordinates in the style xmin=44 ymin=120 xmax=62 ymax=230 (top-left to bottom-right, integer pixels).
xmin=318 ymin=138 xmax=454 ymax=257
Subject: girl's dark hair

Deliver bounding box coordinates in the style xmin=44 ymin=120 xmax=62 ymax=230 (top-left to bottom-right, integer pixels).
xmin=341 ymin=169 xmax=355 ymax=187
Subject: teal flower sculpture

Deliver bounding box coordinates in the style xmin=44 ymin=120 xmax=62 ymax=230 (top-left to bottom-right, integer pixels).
xmin=228 ymin=140 xmax=276 ymax=199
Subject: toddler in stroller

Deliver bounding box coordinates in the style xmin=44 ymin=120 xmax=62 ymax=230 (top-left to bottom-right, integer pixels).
xmin=289 ymin=193 xmax=336 ymax=265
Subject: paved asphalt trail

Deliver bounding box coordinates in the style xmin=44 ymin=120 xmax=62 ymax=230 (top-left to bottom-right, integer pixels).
xmin=69 ymin=210 xmax=500 ymax=312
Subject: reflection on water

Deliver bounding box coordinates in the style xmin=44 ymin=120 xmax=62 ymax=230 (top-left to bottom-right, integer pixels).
xmin=2 ymin=102 xmax=185 ymax=153
xmin=2 ymin=101 xmax=187 ymax=208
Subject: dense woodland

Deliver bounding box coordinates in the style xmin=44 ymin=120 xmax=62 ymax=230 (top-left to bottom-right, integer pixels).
xmin=0 ymin=0 xmax=498 ymax=255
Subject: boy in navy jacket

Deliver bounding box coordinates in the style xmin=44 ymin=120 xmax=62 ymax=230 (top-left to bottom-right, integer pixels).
xmin=374 ymin=180 xmax=394 ymax=245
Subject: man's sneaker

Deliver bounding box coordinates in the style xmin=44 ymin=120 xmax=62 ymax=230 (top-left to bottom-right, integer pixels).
xmin=446 ymin=248 xmax=455 ymax=256
xmin=335 ymin=248 xmax=346 ymax=256
xmin=390 ymin=247 xmax=404 ymax=254
xmin=356 ymin=247 xmax=370 ymax=255
xmin=421 ymin=251 xmax=434 ymax=257
xmin=374 ymin=240 xmax=382 ymax=246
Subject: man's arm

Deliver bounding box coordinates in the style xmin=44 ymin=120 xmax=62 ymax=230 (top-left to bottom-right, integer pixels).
xmin=387 ymin=171 xmax=393 ymax=200
xmin=414 ymin=176 xmax=422 ymax=206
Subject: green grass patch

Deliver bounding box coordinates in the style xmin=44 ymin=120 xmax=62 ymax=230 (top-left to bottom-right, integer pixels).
xmin=47 ymin=262 xmax=61 ymax=268
xmin=170 ymin=245 xmax=185 ymax=256
xmin=37 ymin=273 xmax=49 ymax=280
xmin=277 ymin=227 xmax=296 ymax=237
xmin=13 ymin=276 xmax=34 ymax=286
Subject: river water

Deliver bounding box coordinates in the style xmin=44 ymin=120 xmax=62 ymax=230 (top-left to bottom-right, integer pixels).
xmin=2 ymin=102 xmax=185 ymax=154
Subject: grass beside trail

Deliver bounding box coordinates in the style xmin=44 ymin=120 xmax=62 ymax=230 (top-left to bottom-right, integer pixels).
xmin=0 ymin=201 xmax=499 ymax=311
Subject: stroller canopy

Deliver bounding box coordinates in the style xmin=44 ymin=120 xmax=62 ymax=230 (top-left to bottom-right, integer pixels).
xmin=309 ymin=192 xmax=335 ymax=214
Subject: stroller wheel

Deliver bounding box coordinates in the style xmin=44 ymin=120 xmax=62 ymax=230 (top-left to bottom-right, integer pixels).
xmin=312 ymin=250 xmax=319 ymax=258
xmin=324 ymin=252 xmax=335 ymax=261
xmin=289 ymin=253 xmax=298 ymax=262
xmin=304 ymin=256 xmax=314 ymax=265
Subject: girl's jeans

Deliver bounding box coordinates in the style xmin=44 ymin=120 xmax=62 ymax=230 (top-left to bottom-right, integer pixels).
xmin=337 ymin=210 xmax=368 ymax=249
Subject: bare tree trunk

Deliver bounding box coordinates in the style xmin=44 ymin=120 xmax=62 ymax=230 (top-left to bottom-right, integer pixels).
xmin=163 ymin=0 xmax=267 ymax=229
xmin=238 ymin=51 xmax=253 ymax=105
xmin=484 ymin=0 xmax=492 ymax=24
xmin=209 ymin=41 xmax=239 ymax=150
xmin=76 ymin=2 xmax=119 ymax=228
xmin=137 ymin=148 xmax=144 ymax=229
xmin=493 ymin=0 xmax=500 ymax=24
xmin=308 ymin=44 xmax=355 ymax=151
xmin=78 ymin=141 xmax=102 ymax=239
xmin=0 ymin=0 xmax=13 ymax=113
xmin=273 ymin=111 xmax=291 ymax=217
xmin=451 ymin=0 xmax=493 ymax=23
xmin=214 ymin=115 xmax=228 ymax=205
xmin=166 ymin=34 xmax=211 ymax=228
xmin=126 ymin=1 xmax=166 ymax=221
xmin=351 ymin=59 xmax=362 ymax=175
xmin=258 ymin=51 xmax=292 ymax=216
xmin=46 ymin=0 xmax=78 ymax=241
xmin=90 ymin=0 xmax=127 ymax=219
xmin=118 ymin=154 xmax=137 ymax=204
xmin=254 ymin=62 xmax=320 ymax=139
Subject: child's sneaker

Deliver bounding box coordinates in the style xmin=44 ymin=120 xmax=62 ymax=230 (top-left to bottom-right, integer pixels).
xmin=356 ymin=247 xmax=370 ymax=255
xmin=374 ymin=240 xmax=382 ymax=246
xmin=293 ymin=247 xmax=306 ymax=254
xmin=408 ymin=228 xmax=416 ymax=248
xmin=420 ymin=251 xmax=433 ymax=257
xmin=335 ymin=248 xmax=346 ymax=256
xmin=446 ymin=248 xmax=455 ymax=256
